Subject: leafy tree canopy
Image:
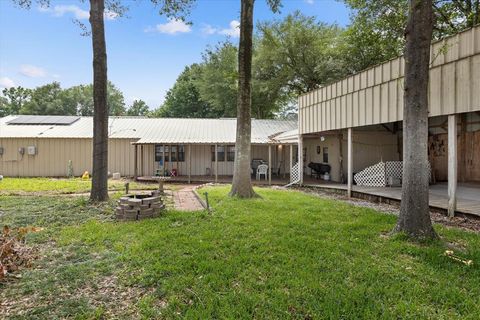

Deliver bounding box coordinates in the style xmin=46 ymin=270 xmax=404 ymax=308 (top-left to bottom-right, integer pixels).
xmin=340 ymin=0 xmax=480 ymax=73
xmin=127 ymin=99 xmax=150 ymax=116
xmin=152 ymin=64 xmax=213 ymax=118
xmin=256 ymin=11 xmax=345 ymax=95
xmin=1 ymin=81 xmax=126 ymax=116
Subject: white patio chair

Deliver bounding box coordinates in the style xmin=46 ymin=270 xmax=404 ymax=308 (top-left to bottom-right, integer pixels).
xmin=256 ymin=164 xmax=268 ymax=180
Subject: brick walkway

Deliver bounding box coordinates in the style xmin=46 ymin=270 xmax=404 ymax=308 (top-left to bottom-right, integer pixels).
xmin=173 ymin=186 xmax=204 ymax=211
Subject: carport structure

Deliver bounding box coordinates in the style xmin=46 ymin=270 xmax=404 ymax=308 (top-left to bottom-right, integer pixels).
xmin=296 ymin=25 xmax=480 ymax=217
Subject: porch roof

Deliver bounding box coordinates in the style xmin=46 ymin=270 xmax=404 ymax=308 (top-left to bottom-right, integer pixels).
xmin=133 ymin=118 xmax=297 ymax=145
xmin=271 ymin=128 xmax=298 ymax=144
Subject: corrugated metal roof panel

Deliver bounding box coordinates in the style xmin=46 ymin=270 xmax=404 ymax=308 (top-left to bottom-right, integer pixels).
xmin=0 ymin=116 xmax=297 ymax=144
xmin=273 ymin=128 xmax=298 ymax=143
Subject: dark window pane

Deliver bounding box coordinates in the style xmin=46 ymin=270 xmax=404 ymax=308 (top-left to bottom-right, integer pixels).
xmin=171 ymin=145 xmax=177 ymax=162
xmin=217 ymin=145 xmax=225 ymax=162
xmin=155 ymin=145 xmax=163 ymax=162
xmin=178 ymin=145 xmax=185 ymax=162
xmin=227 ymin=145 xmax=235 ymax=161
xmin=323 ymin=147 xmax=328 ymax=163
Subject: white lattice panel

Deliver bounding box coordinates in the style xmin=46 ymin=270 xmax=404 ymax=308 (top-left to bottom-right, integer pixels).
xmin=354 ymin=161 xmax=430 ymax=187
xmin=291 ymin=162 xmax=300 ymax=183
xmin=354 ymin=162 xmax=388 ymax=187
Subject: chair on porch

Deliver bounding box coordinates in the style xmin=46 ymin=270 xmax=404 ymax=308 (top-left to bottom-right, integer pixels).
xmin=256 ymin=164 xmax=268 ymax=180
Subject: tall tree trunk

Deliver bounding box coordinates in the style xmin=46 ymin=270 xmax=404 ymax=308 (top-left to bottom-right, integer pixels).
xmin=230 ymin=0 xmax=256 ymax=198
xmin=394 ymin=0 xmax=436 ymax=239
xmin=89 ymin=0 xmax=109 ymax=202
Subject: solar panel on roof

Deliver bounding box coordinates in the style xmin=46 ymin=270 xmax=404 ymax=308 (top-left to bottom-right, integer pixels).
xmin=6 ymin=115 xmax=80 ymax=126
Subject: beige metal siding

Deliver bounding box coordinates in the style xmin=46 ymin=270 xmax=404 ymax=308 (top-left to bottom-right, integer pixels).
xmin=0 ymin=138 xmax=137 ymax=177
xmin=299 ymin=25 xmax=480 ymax=134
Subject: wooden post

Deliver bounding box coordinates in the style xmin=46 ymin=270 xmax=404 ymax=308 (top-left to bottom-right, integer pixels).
xmin=162 ymin=144 xmax=165 ymax=176
xmin=268 ymin=144 xmax=272 ymax=185
xmin=140 ymin=145 xmax=144 ymax=176
xmin=215 ymin=144 xmax=218 ymax=183
xmin=347 ymin=128 xmax=353 ymax=198
xmin=459 ymin=114 xmax=467 ymax=182
xmin=289 ymin=144 xmax=293 ymax=181
xmin=298 ymin=135 xmax=303 ymax=185
xmin=448 ymin=114 xmax=457 ymax=217
xmin=188 ymin=144 xmax=191 ymax=184
xmin=338 ymin=134 xmax=344 ymax=183
xmin=134 ymin=144 xmax=138 ymax=180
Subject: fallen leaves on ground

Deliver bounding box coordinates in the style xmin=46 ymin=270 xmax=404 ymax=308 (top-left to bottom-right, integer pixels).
xmin=0 ymin=225 xmax=40 ymax=281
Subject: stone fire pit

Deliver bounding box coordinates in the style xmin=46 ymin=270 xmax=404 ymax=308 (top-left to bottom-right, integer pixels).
xmin=115 ymin=191 xmax=165 ymax=221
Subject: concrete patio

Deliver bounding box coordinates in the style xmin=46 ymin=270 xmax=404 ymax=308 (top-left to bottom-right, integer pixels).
xmin=304 ymin=181 xmax=480 ymax=217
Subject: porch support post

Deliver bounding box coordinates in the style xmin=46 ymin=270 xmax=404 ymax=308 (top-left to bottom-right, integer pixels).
xmin=298 ymin=135 xmax=303 ymax=185
xmin=289 ymin=144 xmax=293 ymax=180
xmin=448 ymin=114 xmax=457 ymax=217
xmin=134 ymin=144 xmax=138 ymax=180
xmin=188 ymin=144 xmax=191 ymax=184
xmin=215 ymin=144 xmax=218 ymax=183
xmin=347 ymin=128 xmax=353 ymax=198
xmin=140 ymin=145 xmax=144 ymax=176
xmin=162 ymin=144 xmax=165 ymax=176
xmin=268 ymin=144 xmax=272 ymax=185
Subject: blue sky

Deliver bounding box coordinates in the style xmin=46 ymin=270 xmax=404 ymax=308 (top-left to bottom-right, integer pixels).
xmin=0 ymin=0 xmax=351 ymax=108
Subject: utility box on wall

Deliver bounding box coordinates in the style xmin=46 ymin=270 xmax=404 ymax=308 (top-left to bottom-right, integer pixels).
xmin=27 ymin=146 xmax=37 ymax=155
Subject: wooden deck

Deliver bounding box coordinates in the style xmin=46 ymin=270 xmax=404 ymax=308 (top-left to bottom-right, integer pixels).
xmin=304 ymin=181 xmax=480 ymax=217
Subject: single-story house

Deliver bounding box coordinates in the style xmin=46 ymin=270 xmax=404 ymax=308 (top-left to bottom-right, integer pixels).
xmin=0 ymin=115 xmax=297 ymax=184
xmin=295 ymin=24 xmax=480 ymax=216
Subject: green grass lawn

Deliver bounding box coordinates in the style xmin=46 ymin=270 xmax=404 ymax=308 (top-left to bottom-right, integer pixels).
xmin=0 ymin=177 xmax=158 ymax=195
xmin=1 ymin=186 xmax=479 ymax=319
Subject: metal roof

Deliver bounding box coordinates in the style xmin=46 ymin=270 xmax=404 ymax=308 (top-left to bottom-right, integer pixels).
xmin=0 ymin=115 xmax=297 ymax=144
xmin=272 ymin=128 xmax=298 ymax=144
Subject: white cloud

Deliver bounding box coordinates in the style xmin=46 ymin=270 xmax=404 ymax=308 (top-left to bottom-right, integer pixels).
xmin=145 ymin=19 xmax=191 ymax=35
xmin=38 ymin=5 xmax=118 ymax=20
xmin=219 ymin=20 xmax=240 ymax=37
xmin=202 ymin=20 xmax=240 ymax=38
xmin=305 ymin=0 xmax=315 ymax=4
xmin=201 ymin=24 xmax=217 ymax=36
xmin=39 ymin=5 xmax=89 ymax=20
xmin=20 ymin=65 xmax=47 ymax=78
xmin=0 ymin=77 xmax=16 ymax=89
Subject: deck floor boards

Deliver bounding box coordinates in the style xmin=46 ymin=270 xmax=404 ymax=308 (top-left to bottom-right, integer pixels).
xmin=305 ymin=181 xmax=480 ymax=217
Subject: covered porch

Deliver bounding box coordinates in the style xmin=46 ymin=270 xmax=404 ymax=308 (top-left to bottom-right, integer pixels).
xmin=298 ymin=112 xmax=480 ymax=217
xmin=133 ymin=142 xmax=297 ymax=186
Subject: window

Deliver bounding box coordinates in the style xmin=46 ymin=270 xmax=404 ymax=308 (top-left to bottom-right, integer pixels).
xmin=211 ymin=145 xmax=225 ymax=161
xmin=155 ymin=145 xmax=163 ymax=162
xmin=164 ymin=146 xmax=169 ymax=162
xmin=323 ymin=147 xmax=329 ymax=163
xmin=156 ymin=145 xmax=185 ymax=162
xmin=171 ymin=145 xmax=177 ymax=162
xmin=178 ymin=145 xmax=185 ymax=162
xmin=227 ymin=145 xmax=235 ymax=161
xmin=155 ymin=145 xmax=169 ymax=162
